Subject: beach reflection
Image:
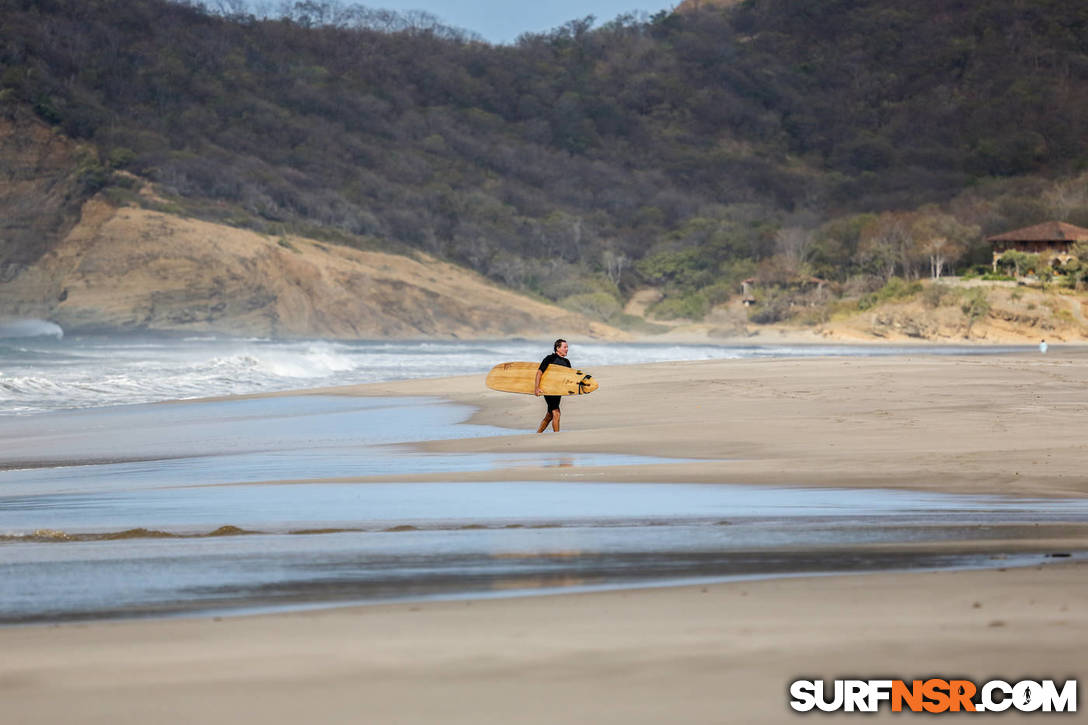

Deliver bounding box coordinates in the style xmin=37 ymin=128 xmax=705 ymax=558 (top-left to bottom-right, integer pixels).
xmin=2 ymin=483 xmax=1087 ymax=624
xmin=0 ymin=396 xmax=677 ymax=496
xmin=3 ymin=395 xmax=1088 ymax=625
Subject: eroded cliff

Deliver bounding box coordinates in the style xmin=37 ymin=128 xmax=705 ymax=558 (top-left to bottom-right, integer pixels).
xmin=0 ymin=198 xmax=623 ymax=339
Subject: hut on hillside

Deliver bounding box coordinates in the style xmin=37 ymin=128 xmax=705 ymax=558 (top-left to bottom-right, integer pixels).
xmin=987 ymin=221 xmax=1088 ymax=270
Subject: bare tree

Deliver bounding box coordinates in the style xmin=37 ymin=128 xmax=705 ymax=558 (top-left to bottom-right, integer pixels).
xmin=921 ymin=236 xmax=953 ymax=279
xmin=774 ymin=225 xmax=815 ymax=273
xmin=602 ymin=248 xmax=628 ymax=286
xmin=207 ymin=0 xmax=248 ymax=16
xmin=1044 ymin=174 xmax=1088 ymax=221
xmin=856 ymin=213 xmax=912 ymax=281
xmin=911 ymin=211 xmax=976 ymax=279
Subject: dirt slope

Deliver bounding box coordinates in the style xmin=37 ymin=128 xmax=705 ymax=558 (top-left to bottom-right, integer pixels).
xmin=0 ymin=198 xmax=625 ymax=340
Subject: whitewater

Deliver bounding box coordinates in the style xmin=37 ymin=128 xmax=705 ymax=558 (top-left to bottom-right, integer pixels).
xmin=0 ymin=320 xmax=1033 ymax=415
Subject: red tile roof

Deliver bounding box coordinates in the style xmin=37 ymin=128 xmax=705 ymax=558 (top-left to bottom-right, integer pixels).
xmin=986 ymin=221 xmax=1088 ymax=244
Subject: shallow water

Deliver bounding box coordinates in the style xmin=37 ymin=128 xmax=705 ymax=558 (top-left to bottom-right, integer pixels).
xmin=2 ymin=395 xmax=1087 ymax=624
xmin=2 ymin=510 xmax=1083 ymax=624
xmin=0 ymin=396 xmax=667 ymax=496
xmin=5 ymin=480 xmax=1088 ymax=535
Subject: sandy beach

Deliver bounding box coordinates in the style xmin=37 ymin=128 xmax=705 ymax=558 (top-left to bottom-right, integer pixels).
xmin=3 ymin=562 xmax=1084 ymax=723
xmin=4 ymin=351 xmax=1088 ymax=722
xmin=329 ymin=350 xmax=1088 ymax=498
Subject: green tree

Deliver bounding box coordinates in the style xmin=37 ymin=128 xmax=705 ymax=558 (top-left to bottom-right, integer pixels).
xmin=960 ymin=288 xmax=991 ymax=335
xmin=996 ymin=251 xmax=1040 ymax=278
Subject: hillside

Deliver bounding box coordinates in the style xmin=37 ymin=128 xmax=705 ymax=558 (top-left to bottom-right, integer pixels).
xmin=637 ymin=278 xmax=1088 ymax=344
xmin=821 ymin=281 xmax=1088 ymax=343
xmin=0 ymin=193 xmax=624 ymax=339
xmin=0 ymin=109 xmax=624 ymax=338
xmin=2 ymin=0 xmax=1088 ymax=337
xmin=0 ymin=114 xmax=85 ymax=280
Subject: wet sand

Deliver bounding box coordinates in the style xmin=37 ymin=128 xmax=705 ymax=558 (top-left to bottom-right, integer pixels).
xmin=338 ymin=352 xmax=1088 ymax=498
xmin=5 ymin=353 xmax=1088 ymax=721
xmin=3 ymin=561 xmax=1085 ymax=723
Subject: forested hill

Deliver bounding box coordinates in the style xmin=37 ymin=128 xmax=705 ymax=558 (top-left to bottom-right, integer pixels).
xmin=2 ymin=0 xmax=1087 ymax=323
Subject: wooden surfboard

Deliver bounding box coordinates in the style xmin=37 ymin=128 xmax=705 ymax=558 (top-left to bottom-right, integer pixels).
xmin=485 ymin=362 xmax=598 ymax=396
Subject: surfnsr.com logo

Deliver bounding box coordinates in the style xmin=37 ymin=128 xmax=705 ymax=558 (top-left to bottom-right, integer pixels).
xmin=789 ymin=679 xmax=1077 ymax=713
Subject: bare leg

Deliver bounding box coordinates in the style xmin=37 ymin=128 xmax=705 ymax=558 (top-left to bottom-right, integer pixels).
xmin=551 ymin=409 xmax=560 ymax=432
xmin=537 ymin=411 xmax=552 ymax=433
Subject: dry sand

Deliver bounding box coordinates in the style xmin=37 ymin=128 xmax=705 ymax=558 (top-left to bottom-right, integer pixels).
xmin=5 ymin=352 xmax=1088 ymax=723
xmin=299 ymin=349 xmax=1088 ymax=498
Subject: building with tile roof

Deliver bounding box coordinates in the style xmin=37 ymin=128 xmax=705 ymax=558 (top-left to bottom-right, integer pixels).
xmin=986 ymin=221 xmax=1088 ymax=271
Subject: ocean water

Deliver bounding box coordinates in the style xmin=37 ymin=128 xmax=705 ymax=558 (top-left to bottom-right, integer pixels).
xmin=1 ymin=323 xmax=1078 ymax=624
xmin=0 ymin=321 xmax=1030 ymax=415
xmin=4 ymin=465 xmax=1087 ymax=623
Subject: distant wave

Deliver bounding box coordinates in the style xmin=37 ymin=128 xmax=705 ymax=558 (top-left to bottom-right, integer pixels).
xmin=0 ymin=319 xmax=63 ymax=339
xmin=0 ymin=337 xmax=1034 ymax=416
xmin=0 ymin=341 xmax=375 ymax=414
xmin=209 ymin=343 xmax=358 ymax=379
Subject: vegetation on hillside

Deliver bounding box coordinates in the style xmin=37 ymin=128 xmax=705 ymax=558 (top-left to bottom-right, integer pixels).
xmin=2 ymin=0 xmax=1088 ymax=325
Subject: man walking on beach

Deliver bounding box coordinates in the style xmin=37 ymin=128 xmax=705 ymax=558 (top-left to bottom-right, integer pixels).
xmin=535 ymin=338 xmax=570 ymax=433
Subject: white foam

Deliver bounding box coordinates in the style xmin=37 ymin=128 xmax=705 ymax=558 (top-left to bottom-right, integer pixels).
xmin=205 ymin=344 xmax=359 ymax=380
xmin=0 ymin=319 xmax=63 ymax=339
xmin=0 ymin=338 xmax=1029 ymax=416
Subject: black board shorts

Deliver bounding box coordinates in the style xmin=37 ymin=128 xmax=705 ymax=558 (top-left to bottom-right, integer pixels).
xmin=544 ymin=395 xmax=562 ymax=412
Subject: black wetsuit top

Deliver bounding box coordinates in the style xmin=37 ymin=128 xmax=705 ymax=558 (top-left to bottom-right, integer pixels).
xmin=538 ymin=353 xmax=571 ymax=411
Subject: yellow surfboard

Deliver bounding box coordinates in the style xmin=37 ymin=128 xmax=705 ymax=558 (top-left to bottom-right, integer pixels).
xmin=485 ymin=362 xmax=598 ymax=396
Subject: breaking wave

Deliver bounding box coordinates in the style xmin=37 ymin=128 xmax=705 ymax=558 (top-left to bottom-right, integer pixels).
xmin=0 ymin=340 xmax=374 ymax=414
xmin=0 ymin=319 xmax=63 ymax=339
xmin=0 ymin=336 xmax=1030 ymax=415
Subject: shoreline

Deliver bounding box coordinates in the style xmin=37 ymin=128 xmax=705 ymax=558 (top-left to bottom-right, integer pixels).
xmin=264 ymin=352 xmax=1088 ymax=499
xmin=2 ymin=540 xmax=1084 ymax=628
xmin=5 ymin=351 xmax=1088 ymax=721
xmin=3 ymin=560 xmax=1085 ymax=723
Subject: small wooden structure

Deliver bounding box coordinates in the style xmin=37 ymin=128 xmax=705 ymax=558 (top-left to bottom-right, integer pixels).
xmin=987 ymin=221 xmax=1088 ymax=270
